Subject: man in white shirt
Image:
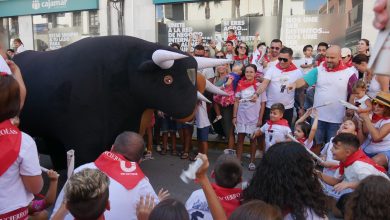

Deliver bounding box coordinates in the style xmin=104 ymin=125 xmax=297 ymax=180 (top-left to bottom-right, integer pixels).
xmin=51 ymin=131 xmax=158 ymax=220
xmin=262 ymin=39 xmax=283 ymax=73
xmin=255 ymin=47 xmax=303 ymax=125
xmin=288 ymin=45 xmax=358 ymax=152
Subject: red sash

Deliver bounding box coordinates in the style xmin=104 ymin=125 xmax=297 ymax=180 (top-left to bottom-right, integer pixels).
xmin=0 ymin=207 xmax=28 ymax=220
xmin=0 ymin=120 xmax=22 ymax=176
xmin=212 ymin=183 xmax=242 ymax=218
xmin=236 ymin=79 xmax=257 ymax=93
xmin=337 ymin=149 xmax=386 ymax=175
xmin=297 ymin=137 xmax=307 ymax=144
xmin=322 ymin=60 xmax=348 ymax=72
xmin=94 ymin=151 xmax=145 ymax=190
xmin=266 ymin=119 xmax=289 ymax=131
xmin=275 ymin=63 xmax=298 ymax=72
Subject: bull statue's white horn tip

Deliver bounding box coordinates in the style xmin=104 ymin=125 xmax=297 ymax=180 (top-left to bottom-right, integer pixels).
xmin=197 ymin=91 xmax=211 ymax=103
xmin=205 ymin=80 xmax=228 ymax=96
xmin=152 ymin=49 xmax=188 ymax=69
xmin=195 ymin=57 xmax=232 ymax=69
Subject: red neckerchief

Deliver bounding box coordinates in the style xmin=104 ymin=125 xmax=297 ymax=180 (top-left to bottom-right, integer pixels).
xmin=212 ymin=183 xmax=242 ymax=218
xmin=226 ymin=35 xmax=237 ymax=42
xmin=236 ymin=79 xmax=257 ymax=93
xmin=297 ymin=137 xmax=307 ymax=144
xmin=0 ymin=119 xmax=22 ymax=176
xmin=94 ymin=151 xmax=145 ymax=190
xmin=266 ymin=119 xmax=289 ymax=131
xmin=0 ymin=72 xmax=8 ymax=76
xmin=371 ymin=113 xmax=389 ymax=123
xmin=316 ymin=56 xmax=326 ymax=66
xmin=345 ymin=59 xmax=353 ymax=67
xmin=233 ymin=55 xmax=248 ymax=61
xmin=322 ymin=60 xmax=348 ymax=72
xmin=337 ymin=149 xmax=386 ymax=175
xmin=275 ymin=62 xmax=298 ymax=72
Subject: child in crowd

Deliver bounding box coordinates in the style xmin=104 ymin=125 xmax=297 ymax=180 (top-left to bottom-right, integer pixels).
xmin=157 ymin=111 xmax=177 ymax=156
xmin=350 ymin=79 xmax=372 ymax=114
xmin=344 ymin=175 xmax=390 ymax=220
xmin=186 ymin=154 xmax=243 ymax=219
xmin=319 ymin=117 xmax=360 ymax=199
xmin=299 ymin=44 xmax=314 ymax=73
xmin=226 ymin=29 xmax=238 ymax=46
xmin=29 ymin=170 xmax=59 ymax=220
xmin=51 ymin=169 xmax=110 ymax=220
xmin=252 ymin=103 xmax=291 ymax=152
xmin=229 ymin=200 xmax=282 ymax=220
xmin=233 ymin=64 xmax=266 ymax=170
xmin=213 ymin=65 xmax=242 ymax=123
xmin=195 ymin=99 xmax=211 ymax=155
xmin=293 ymin=108 xmax=318 ymax=149
xmin=149 ymin=199 xmax=189 ymax=220
xmin=318 ymin=133 xmax=388 ymax=217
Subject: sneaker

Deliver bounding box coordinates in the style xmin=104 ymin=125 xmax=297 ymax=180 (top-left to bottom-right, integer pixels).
xmin=143 ymin=151 xmax=154 ymax=160
xmin=248 ymin=162 xmax=256 ymax=171
xmin=245 ymin=150 xmax=263 ymax=159
xmin=213 ymin=115 xmax=223 ymax=123
xmin=224 ymin=149 xmax=236 ymax=155
xmin=156 ymin=145 xmax=162 ymax=152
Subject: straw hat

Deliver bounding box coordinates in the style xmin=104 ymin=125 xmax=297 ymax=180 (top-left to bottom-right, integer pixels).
xmin=373 ymin=91 xmax=390 ymax=108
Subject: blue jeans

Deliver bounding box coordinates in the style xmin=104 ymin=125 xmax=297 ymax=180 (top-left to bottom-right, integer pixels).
xmin=315 ymin=120 xmax=340 ymax=145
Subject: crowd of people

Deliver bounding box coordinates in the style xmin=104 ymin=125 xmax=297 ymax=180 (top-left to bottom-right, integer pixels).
xmin=1 ymin=0 xmax=390 ymax=219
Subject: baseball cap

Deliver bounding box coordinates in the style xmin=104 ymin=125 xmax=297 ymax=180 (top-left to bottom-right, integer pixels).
xmin=341 ymin=48 xmax=352 ymax=58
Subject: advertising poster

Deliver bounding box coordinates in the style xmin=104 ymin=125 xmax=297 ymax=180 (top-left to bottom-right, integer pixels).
xmin=280 ymin=14 xmax=347 ymax=57
xmin=159 ymin=20 xmax=215 ymax=52
xmin=221 ymin=17 xmax=249 ymax=41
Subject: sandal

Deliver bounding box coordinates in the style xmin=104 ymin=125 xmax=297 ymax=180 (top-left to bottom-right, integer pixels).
xmin=180 ymin=152 xmax=189 ymax=159
xmin=171 ymin=150 xmax=178 ymax=156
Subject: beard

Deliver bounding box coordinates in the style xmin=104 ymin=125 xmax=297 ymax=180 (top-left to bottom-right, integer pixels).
xmin=326 ymin=62 xmax=336 ymax=69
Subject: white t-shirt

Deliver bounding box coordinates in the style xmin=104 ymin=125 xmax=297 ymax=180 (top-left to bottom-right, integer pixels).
xmin=362 ymin=118 xmax=390 ymax=154
xmin=0 ymin=133 xmax=42 ymax=214
xmin=263 ymin=59 xmax=278 ymax=73
xmin=334 ymin=161 xmax=389 ymax=182
xmin=195 ymin=101 xmax=211 ymax=129
xmin=185 ymin=189 xmax=213 ymax=220
xmin=51 ymin=163 xmax=158 ymax=220
xmin=367 ymin=75 xmax=381 ymax=98
xmin=264 ymin=65 xmax=303 ymax=109
xmin=354 ymin=95 xmax=370 ymax=110
xmin=260 ymin=123 xmax=291 ymax=151
xmin=199 ymin=68 xmax=215 ymax=80
xmin=16 ymin=45 xmax=26 ymax=54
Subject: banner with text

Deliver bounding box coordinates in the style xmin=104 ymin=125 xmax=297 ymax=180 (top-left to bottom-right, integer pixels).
xmin=281 ymin=14 xmax=347 ymax=57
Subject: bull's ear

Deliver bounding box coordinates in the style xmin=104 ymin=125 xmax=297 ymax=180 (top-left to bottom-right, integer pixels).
xmin=138 ymin=61 xmax=159 ymax=72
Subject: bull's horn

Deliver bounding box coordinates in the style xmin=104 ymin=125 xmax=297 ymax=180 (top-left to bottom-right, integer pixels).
xmin=205 ymin=80 xmax=228 ymax=96
xmin=195 ymin=57 xmax=232 ymax=69
xmin=197 ymin=91 xmax=211 ymax=103
xmin=152 ymin=49 xmax=188 ymax=69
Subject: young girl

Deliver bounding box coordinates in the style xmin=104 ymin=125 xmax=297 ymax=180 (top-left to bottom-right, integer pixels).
xmin=232 ymin=64 xmax=266 ymax=171
xmin=293 ymin=108 xmax=318 ymax=149
xmin=350 ymin=79 xmax=372 ymax=114
xmin=213 ymin=65 xmax=242 ymax=123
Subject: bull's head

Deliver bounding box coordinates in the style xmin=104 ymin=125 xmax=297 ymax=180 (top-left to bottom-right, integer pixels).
xmin=135 ymin=48 xmax=230 ymax=134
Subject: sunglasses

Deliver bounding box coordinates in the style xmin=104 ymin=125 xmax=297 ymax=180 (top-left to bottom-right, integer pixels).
xmin=216 ymin=55 xmax=225 ymax=59
xmin=278 ymin=57 xmax=289 ymax=62
xmin=239 ymin=46 xmax=247 ymax=50
xmin=270 ymin=47 xmax=280 ymax=50
xmin=372 ymin=100 xmax=385 ymax=107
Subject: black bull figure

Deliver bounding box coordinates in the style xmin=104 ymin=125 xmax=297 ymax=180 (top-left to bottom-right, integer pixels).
xmin=14 ymin=36 xmax=213 ymax=168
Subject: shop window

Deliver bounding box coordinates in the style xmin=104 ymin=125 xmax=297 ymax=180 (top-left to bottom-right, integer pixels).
xmin=33 ymin=10 xmax=100 ymax=51
xmin=0 ymin=17 xmax=19 ymax=50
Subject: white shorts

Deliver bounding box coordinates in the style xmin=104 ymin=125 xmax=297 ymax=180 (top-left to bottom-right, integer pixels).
xmin=235 ymin=123 xmax=257 ymax=135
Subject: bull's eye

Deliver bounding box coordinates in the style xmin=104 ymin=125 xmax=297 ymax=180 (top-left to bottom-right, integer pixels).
xmin=164 ymin=75 xmax=173 ymax=85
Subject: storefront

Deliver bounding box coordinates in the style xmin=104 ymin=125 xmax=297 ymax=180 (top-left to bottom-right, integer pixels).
xmin=154 ymin=0 xmax=376 ymax=58
xmin=0 ymin=0 xmax=99 ymax=51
